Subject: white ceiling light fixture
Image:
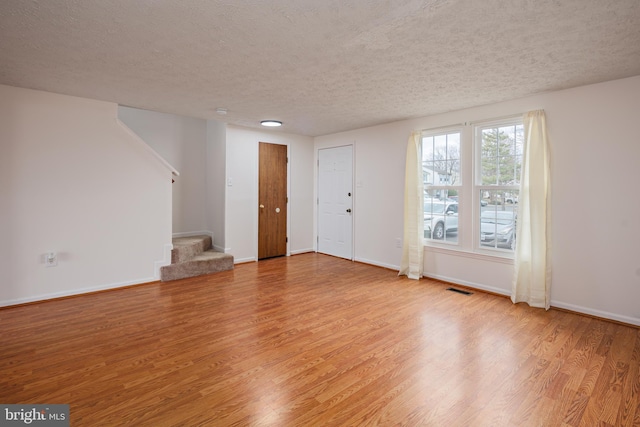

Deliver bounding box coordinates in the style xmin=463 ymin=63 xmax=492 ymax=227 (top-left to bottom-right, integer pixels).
xmin=261 ymin=120 xmax=282 ymax=127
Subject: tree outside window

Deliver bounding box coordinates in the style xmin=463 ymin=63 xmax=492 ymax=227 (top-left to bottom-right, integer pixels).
xmin=477 ymin=123 xmax=523 ymax=251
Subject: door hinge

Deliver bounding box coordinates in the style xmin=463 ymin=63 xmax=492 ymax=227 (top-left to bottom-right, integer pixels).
xmin=286 ymin=196 xmax=288 ymax=203
xmin=286 ymin=237 xmax=288 ymax=243
xmin=287 ymin=157 xmax=289 ymax=163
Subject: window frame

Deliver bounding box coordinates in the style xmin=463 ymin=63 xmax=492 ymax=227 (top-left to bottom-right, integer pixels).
xmin=473 ymin=117 xmax=523 ymax=255
xmin=421 ymin=127 xmax=463 ymax=247
xmin=418 ymin=116 xmax=524 ymax=259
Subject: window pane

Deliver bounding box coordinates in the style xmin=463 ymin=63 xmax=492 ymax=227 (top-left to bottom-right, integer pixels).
xmin=479 ymin=190 xmax=518 ymax=251
xmin=424 ymin=194 xmax=459 ymax=243
xmin=481 ymin=128 xmax=499 ymax=185
xmin=449 ymin=159 xmax=460 ymax=185
xmin=498 ymin=155 xmax=520 ymax=185
xmin=422 ymin=131 xmax=461 ymax=187
xmin=434 ymin=134 xmax=447 ymax=159
xmin=480 ymin=124 xmax=523 ymax=186
xmin=515 ymin=126 xmax=524 ymax=156
xmin=422 ymin=130 xmax=461 ymax=245
xmin=423 ymin=161 xmax=435 ymax=185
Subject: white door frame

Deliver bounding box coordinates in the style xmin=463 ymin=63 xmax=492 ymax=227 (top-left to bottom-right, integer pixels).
xmin=316 ymin=144 xmax=354 ymax=260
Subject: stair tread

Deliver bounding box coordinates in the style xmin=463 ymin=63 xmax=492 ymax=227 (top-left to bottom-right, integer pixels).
xmin=191 ymin=250 xmax=233 ymax=261
xmin=161 ymin=236 xmax=233 ymax=281
xmin=172 ymin=235 xmax=211 ymax=247
xmin=170 ymin=235 xmax=213 ymax=264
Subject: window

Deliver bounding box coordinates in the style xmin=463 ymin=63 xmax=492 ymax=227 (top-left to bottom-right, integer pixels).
xmin=421 ymin=130 xmax=461 ymax=243
xmin=419 ymin=117 xmax=523 ymax=256
xmin=476 ymin=121 xmax=523 ymax=252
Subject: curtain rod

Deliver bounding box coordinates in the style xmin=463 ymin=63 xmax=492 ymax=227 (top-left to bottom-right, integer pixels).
xmin=420 ymin=122 xmax=465 ymax=133
xmin=419 ymin=111 xmax=534 ymax=133
xmin=469 ymin=112 xmax=526 ymax=125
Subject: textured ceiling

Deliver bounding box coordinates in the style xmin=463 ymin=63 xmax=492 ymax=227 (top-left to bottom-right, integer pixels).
xmin=1 ymin=0 xmax=639 ymax=137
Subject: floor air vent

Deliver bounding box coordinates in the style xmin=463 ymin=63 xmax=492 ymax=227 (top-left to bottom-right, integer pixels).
xmin=446 ymin=287 xmax=473 ymax=296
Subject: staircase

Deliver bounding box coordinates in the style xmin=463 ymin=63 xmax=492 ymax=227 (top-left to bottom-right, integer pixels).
xmin=160 ymin=235 xmax=233 ymax=281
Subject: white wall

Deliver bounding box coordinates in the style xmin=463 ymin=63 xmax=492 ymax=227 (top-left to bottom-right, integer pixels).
xmin=5 ymin=77 xmax=637 ymax=324
xmin=117 ymin=108 xmax=316 ymax=260
xmin=0 ymin=85 xmax=173 ymax=306
xmin=315 ymin=76 xmax=640 ymax=325
xmin=118 ymin=107 xmax=209 ymax=235
xmin=206 ymin=120 xmax=227 ymax=252
xmin=226 ymin=126 xmax=315 ymax=262
xmin=314 ymin=127 xmax=407 ymax=269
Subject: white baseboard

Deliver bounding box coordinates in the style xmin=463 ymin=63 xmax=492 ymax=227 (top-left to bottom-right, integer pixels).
xmin=550 ymin=300 xmax=640 ymax=327
xmin=290 ymin=248 xmax=314 ymax=255
xmin=234 ymin=256 xmax=256 ymax=264
xmin=422 ymin=272 xmax=640 ymax=327
xmin=354 ymin=257 xmax=400 ymax=271
xmin=0 ymin=277 xmax=156 ymax=308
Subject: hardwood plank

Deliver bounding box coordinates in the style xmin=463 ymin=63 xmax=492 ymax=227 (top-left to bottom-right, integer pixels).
xmin=0 ymin=253 xmax=638 ymax=426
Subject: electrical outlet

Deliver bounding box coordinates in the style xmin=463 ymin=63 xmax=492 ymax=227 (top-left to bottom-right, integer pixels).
xmin=45 ymin=252 xmax=58 ymax=267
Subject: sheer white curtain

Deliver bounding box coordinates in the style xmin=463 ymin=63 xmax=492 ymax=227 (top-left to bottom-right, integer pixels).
xmin=399 ymin=131 xmax=424 ymax=279
xmin=512 ymin=110 xmax=552 ymax=309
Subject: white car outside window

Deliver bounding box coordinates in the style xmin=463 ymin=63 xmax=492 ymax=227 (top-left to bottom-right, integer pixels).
xmin=424 ymin=200 xmax=458 ymax=240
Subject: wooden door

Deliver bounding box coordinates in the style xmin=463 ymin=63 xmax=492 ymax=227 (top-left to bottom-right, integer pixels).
xmin=258 ymin=142 xmax=287 ymax=259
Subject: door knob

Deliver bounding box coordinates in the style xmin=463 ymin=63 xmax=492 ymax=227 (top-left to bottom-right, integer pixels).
xmin=259 ymin=204 xmax=264 ymax=209
xmin=346 ymin=208 xmax=352 ymax=213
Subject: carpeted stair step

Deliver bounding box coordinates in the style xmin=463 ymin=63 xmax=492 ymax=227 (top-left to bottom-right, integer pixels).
xmin=170 ymin=235 xmax=213 ymax=263
xmin=160 ymin=250 xmax=234 ymax=281
xmin=160 ymin=235 xmax=234 ymax=282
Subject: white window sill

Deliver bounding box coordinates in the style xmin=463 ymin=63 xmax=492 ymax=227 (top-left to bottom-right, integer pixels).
xmin=422 ymin=243 xmax=515 ymax=265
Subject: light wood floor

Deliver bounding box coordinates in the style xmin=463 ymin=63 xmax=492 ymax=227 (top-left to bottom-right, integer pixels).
xmin=1 ymin=253 xmax=639 ymax=426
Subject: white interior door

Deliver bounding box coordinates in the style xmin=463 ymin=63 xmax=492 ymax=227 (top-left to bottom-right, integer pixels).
xmin=318 ymin=145 xmax=353 ymax=259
